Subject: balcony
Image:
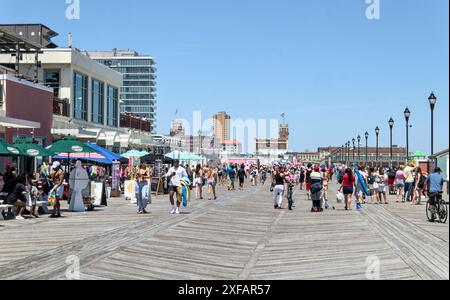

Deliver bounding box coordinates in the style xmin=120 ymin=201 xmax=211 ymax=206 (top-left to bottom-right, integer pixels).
xmin=53 ymin=98 xmax=70 ymax=117
xmin=120 ymin=112 xmax=151 ymax=133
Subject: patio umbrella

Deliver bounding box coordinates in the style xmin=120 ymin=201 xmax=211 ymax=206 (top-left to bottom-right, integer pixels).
xmin=122 ymin=150 xmax=149 ymax=159
xmin=0 ymin=138 xmax=22 ymax=156
xmin=13 ymin=139 xmax=52 ymax=157
xmin=46 ymin=135 xmax=97 ymax=155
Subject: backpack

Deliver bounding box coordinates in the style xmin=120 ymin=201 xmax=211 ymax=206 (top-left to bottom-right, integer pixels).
xmin=388 ymin=170 xmax=396 ymax=179
xmin=367 ymin=174 xmax=375 ymax=185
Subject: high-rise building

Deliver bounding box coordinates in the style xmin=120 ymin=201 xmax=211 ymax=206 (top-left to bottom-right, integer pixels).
xmin=213 ymin=112 xmax=231 ymax=144
xmin=87 ymin=50 xmax=157 ymax=132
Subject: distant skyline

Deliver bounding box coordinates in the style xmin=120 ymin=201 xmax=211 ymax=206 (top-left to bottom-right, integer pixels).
xmin=1 ymin=0 xmax=448 ymax=154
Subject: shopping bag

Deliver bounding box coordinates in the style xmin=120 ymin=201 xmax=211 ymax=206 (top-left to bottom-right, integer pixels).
xmin=336 ymin=192 xmax=344 ymax=204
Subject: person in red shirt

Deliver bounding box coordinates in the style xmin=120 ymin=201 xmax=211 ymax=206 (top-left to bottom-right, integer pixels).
xmin=339 ymin=168 xmax=357 ymax=210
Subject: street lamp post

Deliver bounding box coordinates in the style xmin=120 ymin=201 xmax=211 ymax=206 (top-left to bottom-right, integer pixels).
xmin=347 ymin=141 xmax=350 ymax=165
xmin=357 ymin=135 xmax=361 ymax=164
xmin=352 ymin=138 xmax=356 ymax=164
xmin=198 ymin=130 xmax=202 ymax=155
xmin=404 ymin=107 xmax=411 ymax=163
xmin=429 ymin=92 xmax=437 ymax=156
xmin=389 ymin=118 xmax=395 ymax=167
xmin=365 ymin=132 xmax=369 ymax=166
xmin=375 ymin=127 xmax=380 ymax=167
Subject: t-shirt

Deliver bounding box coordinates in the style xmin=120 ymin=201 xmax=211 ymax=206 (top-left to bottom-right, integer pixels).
xmin=395 ymin=171 xmax=406 ymax=183
xmin=166 ymin=166 xmax=188 ymax=187
xmin=5 ymin=183 xmax=26 ymax=204
xmin=343 ymin=174 xmax=355 ymax=187
xmin=404 ymin=166 xmax=415 ymax=183
xmin=426 ymin=173 xmax=444 ymax=193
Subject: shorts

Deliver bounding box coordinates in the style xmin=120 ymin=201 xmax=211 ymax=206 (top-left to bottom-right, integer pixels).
xmin=239 ymin=177 xmax=245 ymax=185
xmin=343 ymin=186 xmax=354 ymax=195
xmin=207 ymin=180 xmax=216 ymax=186
xmin=388 ymin=178 xmax=395 ymax=185
xmin=168 ymin=185 xmax=179 ymax=193
xmin=378 ymin=185 xmax=386 ymax=193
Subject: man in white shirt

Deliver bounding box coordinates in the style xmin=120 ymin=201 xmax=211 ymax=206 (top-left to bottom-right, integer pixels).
xmin=165 ymin=160 xmax=188 ymax=214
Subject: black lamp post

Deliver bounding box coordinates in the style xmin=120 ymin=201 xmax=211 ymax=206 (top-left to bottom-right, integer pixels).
xmin=375 ymin=127 xmax=380 ymax=166
xmin=365 ymin=132 xmax=369 ymax=166
xmin=429 ymin=92 xmax=437 ymax=156
xmin=404 ymin=107 xmax=411 ymax=162
xmin=341 ymin=145 xmax=345 ymax=163
xmin=347 ymin=141 xmax=350 ymax=165
xmin=352 ymin=138 xmax=356 ymax=163
xmin=357 ymin=135 xmax=361 ymax=164
xmin=389 ymin=118 xmax=395 ymax=166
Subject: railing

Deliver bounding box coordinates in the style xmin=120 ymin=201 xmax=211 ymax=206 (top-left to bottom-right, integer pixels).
xmin=120 ymin=113 xmax=151 ymax=133
xmin=53 ymin=98 xmax=70 ymax=117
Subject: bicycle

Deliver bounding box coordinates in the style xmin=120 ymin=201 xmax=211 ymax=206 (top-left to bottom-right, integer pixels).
xmin=426 ymin=192 xmax=448 ymax=224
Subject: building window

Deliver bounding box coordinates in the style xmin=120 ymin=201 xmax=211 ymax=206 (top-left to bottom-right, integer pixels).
xmin=73 ymin=71 xmax=88 ymax=121
xmin=91 ymin=79 xmax=104 ymax=124
xmin=107 ymin=85 xmax=118 ymax=127
xmin=44 ymin=69 xmax=61 ymax=98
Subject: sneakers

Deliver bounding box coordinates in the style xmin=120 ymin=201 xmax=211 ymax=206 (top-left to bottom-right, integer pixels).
xmin=175 ymin=208 xmax=180 ymax=215
xmin=170 ymin=208 xmax=176 ymax=214
xmin=15 ymin=215 xmax=25 ymax=220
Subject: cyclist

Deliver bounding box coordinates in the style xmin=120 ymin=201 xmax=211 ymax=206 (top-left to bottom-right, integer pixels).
xmin=426 ymin=167 xmax=444 ymax=205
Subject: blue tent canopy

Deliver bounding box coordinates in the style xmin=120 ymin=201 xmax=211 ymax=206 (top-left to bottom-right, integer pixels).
xmin=53 ymin=143 xmax=122 ymax=164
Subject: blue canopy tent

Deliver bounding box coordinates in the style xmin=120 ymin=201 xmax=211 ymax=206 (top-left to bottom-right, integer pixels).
xmin=52 ymin=143 xmax=122 ymax=164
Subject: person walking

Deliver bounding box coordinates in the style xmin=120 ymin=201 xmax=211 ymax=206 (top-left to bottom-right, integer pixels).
xmin=135 ymin=162 xmax=151 ymax=214
xmin=367 ymin=168 xmax=379 ymax=204
xmin=299 ymin=166 xmax=306 ymax=190
xmin=166 ymin=160 xmax=188 ymax=215
xmin=207 ymin=167 xmax=217 ymax=200
xmin=355 ymin=166 xmax=368 ymax=205
xmin=227 ymin=164 xmax=236 ymax=191
xmin=272 ymin=166 xmax=286 ymax=209
xmin=339 ymin=167 xmax=356 ymax=210
xmin=377 ymin=168 xmax=389 ymax=205
xmin=404 ymin=163 xmax=415 ymax=202
xmin=310 ymin=166 xmax=324 ymax=212
xmin=305 ymin=164 xmax=313 ymax=200
xmin=194 ymin=164 xmax=204 ymax=200
xmin=321 ymin=167 xmax=329 ymax=202
xmin=48 ymin=162 xmax=65 ymax=218
xmin=412 ymin=167 xmax=425 ymax=206
xmin=395 ymin=166 xmax=406 ymax=203
xmin=238 ymin=164 xmax=247 ymax=190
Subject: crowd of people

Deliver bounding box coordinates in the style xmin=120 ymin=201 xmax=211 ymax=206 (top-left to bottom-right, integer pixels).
xmin=2 ymin=157 xmax=446 ymax=221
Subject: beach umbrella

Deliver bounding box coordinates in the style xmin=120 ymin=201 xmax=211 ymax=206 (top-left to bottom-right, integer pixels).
xmin=46 ymin=135 xmax=97 ymax=155
xmin=122 ymin=150 xmax=149 ymax=159
xmin=13 ymin=139 xmax=52 ymax=157
xmin=0 ymin=138 xmax=22 ymax=156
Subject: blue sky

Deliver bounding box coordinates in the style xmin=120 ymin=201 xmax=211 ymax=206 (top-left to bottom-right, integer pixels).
xmin=1 ymin=0 xmax=448 ymax=154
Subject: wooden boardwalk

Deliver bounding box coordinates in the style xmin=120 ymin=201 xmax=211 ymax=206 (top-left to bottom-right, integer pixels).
xmin=0 ymin=182 xmax=448 ymax=280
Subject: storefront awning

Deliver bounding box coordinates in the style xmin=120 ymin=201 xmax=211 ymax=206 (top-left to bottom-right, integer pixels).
xmin=0 ymin=116 xmax=40 ymax=129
